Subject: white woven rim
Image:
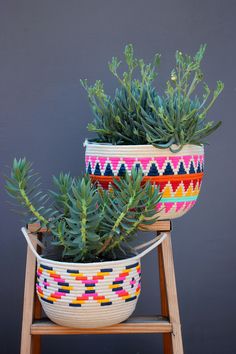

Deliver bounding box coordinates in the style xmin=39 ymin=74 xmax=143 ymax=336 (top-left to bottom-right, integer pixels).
xmin=84 ymin=140 xmax=204 ymax=157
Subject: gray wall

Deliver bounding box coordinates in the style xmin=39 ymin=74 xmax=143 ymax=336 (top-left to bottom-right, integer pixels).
xmin=0 ymin=1 xmax=235 ymax=353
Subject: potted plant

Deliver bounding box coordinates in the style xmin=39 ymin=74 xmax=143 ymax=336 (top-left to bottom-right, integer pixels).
xmin=5 ymin=158 xmax=165 ymax=328
xmin=82 ymin=44 xmax=224 ymax=219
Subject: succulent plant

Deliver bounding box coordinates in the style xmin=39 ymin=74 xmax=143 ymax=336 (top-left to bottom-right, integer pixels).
xmin=82 ymin=44 xmax=223 ymax=151
xmin=4 ymin=158 xmax=56 ymax=226
xmin=5 ymin=158 xmax=161 ymax=262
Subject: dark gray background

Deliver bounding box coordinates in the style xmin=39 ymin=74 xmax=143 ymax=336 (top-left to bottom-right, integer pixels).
xmin=0 ymin=1 xmax=235 ymax=353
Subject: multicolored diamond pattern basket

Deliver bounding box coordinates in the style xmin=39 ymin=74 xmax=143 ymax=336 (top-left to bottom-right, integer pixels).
xmin=36 ymin=258 xmax=141 ymax=328
xmin=22 ymin=228 xmax=166 ymax=328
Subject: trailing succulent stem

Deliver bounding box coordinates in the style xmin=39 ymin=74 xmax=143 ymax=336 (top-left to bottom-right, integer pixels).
xmin=5 ymin=159 xmax=161 ymax=263
xmin=82 ymin=44 xmax=223 ymax=150
xmin=5 ymin=158 xmax=52 ymax=227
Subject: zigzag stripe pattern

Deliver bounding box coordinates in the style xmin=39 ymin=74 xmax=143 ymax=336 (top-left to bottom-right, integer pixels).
xmin=86 ymin=152 xmax=204 ymax=219
xmin=161 ymin=178 xmax=202 ymax=198
xmin=85 ymin=154 xmax=204 ymax=176
xmin=157 ymin=200 xmax=196 ymax=215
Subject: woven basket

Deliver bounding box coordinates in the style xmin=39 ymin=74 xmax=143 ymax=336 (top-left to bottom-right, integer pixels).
xmin=22 ymin=228 xmax=166 ymax=328
xmin=84 ymin=141 xmax=204 ymax=220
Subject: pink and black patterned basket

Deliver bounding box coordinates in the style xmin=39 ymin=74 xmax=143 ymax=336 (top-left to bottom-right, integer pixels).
xmin=22 ymin=228 xmax=166 ymax=328
xmin=84 ymin=141 xmax=204 ymax=220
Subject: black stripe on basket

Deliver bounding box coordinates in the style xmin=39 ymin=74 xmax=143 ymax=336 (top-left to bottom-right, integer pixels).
xmin=101 ymin=302 xmax=112 ymax=306
xmin=58 ymin=282 xmax=69 ymax=286
xmin=112 ymin=287 xmax=123 ymax=292
xmin=85 ymin=290 xmax=96 ymax=294
xmin=125 ymin=296 xmax=137 ymax=302
xmin=41 ymin=297 xmax=54 ymax=304
xmin=85 ymin=283 xmax=95 ymax=287
xmin=58 ymin=289 xmax=70 ymax=293
xmin=40 ymin=264 xmax=53 ymax=270
xmin=126 ymin=262 xmax=139 ymax=269
xmin=69 ymin=303 xmax=82 ymax=307
xmin=112 ymin=280 xmax=124 ymax=285
xmin=100 ymin=268 xmax=113 ymax=273
xmin=67 ymin=269 xmax=80 ymax=273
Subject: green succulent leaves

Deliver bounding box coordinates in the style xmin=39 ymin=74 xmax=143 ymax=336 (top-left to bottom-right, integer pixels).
xmin=5 ymin=159 xmax=161 ymax=262
xmin=82 ymin=44 xmax=223 ymax=150
xmin=97 ymin=168 xmax=161 ymax=258
xmin=5 ymin=158 xmax=54 ymax=226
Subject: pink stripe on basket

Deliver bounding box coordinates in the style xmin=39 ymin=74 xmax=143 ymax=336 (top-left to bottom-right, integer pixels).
xmin=164 ymin=202 xmax=175 ymax=213
xmin=175 ymin=202 xmax=185 ymax=212
xmin=182 ymin=156 xmax=192 ymax=169
xmin=199 ymin=155 xmax=204 ymax=167
xmin=193 ymin=155 xmax=199 ymax=169
xmin=51 ymin=277 xmax=62 ymax=282
xmin=43 ymin=281 xmax=50 ymax=287
xmin=97 ymin=157 xmax=106 ymax=171
xmin=82 ymin=280 xmax=98 ymax=284
xmin=115 ymin=290 xmax=128 ymax=295
xmin=155 ymin=157 xmax=166 ymax=171
xmin=55 ymin=278 xmax=65 ymax=283
xmin=91 ymin=156 xmax=98 ymax=170
xmin=54 ymin=291 xmax=67 ymax=297
xmin=138 ymin=157 xmax=152 ymax=171
xmin=122 ymin=157 xmax=137 ymax=169
xmin=114 ymin=276 xmax=126 ymax=282
xmin=108 ymin=157 xmax=121 ymax=172
xmin=169 ymin=156 xmax=181 ymax=170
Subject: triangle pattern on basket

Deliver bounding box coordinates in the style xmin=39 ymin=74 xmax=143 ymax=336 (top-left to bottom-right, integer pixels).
xmin=86 ymin=154 xmax=204 ymax=176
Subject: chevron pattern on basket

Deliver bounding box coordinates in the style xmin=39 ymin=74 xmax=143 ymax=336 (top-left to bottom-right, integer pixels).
xmin=85 ymin=154 xmax=204 ymax=176
xmin=86 ymin=153 xmax=204 ymax=219
xmin=36 ymin=261 xmax=141 ymax=307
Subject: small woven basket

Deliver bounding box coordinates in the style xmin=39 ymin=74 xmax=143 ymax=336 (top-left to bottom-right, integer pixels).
xmin=22 ymin=228 xmax=166 ymax=328
xmin=84 ymin=141 xmax=204 ymax=220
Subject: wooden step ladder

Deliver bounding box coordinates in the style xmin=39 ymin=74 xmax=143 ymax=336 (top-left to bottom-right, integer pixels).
xmin=20 ymin=220 xmax=184 ymax=354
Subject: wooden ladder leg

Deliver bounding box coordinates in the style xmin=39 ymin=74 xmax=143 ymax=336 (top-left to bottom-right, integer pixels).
xmin=31 ymin=294 xmax=42 ymax=354
xmin=158 ymin=240 xmax=173 ymax=354
xmin=160 ymin=231 xmax=184 ymax=354
xmin=20 ymin=234 xmax=41 ymax=354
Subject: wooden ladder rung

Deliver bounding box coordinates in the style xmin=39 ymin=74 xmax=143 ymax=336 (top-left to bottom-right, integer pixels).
xmin=27 ymin=220 xmax=171 ymax=233
xmin=31 ymin=316 xmax=172 ymax=335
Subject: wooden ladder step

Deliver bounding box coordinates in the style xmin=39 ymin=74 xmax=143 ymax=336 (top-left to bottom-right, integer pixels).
xmin=31 ymin=316 xmax=172 ymax=335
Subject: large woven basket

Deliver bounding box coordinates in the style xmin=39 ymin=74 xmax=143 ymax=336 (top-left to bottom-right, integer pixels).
xmin=84 ymin=141 xmax=204 ymax=220
xmin=22 ymin=228 xmax=166 ymax=328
